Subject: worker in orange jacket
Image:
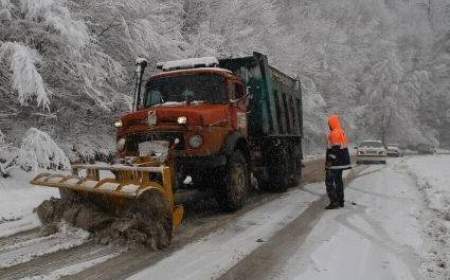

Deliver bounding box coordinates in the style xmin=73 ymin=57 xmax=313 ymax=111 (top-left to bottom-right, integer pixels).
xmin=325 ymin=115 xmax=351 ymax=209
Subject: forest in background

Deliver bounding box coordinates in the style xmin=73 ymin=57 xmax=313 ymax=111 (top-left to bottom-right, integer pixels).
xmin=1 ymin=0 xmax=450 ymax=167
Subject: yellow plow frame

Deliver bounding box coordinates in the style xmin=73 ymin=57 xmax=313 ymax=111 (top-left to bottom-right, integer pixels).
xmin=30 ymin=164 xmax=184 ymax=227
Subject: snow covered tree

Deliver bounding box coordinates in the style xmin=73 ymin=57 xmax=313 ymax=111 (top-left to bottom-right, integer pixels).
xmin=18 ymin=128 xmax=70 ymax=171
xmin=0 ymin=129 xmax=20 ymax=177
xmin=0 ymin=42 xmax=50 ymax=110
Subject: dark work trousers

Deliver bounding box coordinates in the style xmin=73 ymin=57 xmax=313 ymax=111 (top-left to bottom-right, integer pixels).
xmin=325 ymin=169 xmax=344 ymax=204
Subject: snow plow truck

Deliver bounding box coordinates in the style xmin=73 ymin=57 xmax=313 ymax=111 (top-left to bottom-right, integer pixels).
xmin=31 ymin=52 xmax=303 ymax=239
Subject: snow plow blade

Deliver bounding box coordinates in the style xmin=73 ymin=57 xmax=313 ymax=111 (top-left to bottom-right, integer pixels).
xmin=30 ymin=164 xmax=184 ymax=228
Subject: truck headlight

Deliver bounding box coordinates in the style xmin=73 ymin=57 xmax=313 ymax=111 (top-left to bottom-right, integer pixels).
xmin=117 ymin=138 xmax=126 ymax=151
xmin=114 ymin=120 xmax=123 ymax=128
xmin=189 ymin=135 xmax=203 ymax=148
xmin=148 ymin=111 xmax=157 ymax=126
xmin=177 ymin=116 xmax=187 ymax=125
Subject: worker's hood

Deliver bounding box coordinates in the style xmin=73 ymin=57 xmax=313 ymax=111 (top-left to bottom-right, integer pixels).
xmin=121 ymin=104 xmax=230 ymax=128
xmin=327 ymin=114 xmax=348 ymax=147
xmin=328 ymin=115 xmax=342 ymax=131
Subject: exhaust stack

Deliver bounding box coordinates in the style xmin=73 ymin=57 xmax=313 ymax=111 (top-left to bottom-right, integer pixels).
xmin=133 ymin=58 xmax=148 ymax=111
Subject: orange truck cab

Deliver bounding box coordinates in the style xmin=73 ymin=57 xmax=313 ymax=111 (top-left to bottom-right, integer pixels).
xmin=115 ymin=52 xmax=303 ymax=211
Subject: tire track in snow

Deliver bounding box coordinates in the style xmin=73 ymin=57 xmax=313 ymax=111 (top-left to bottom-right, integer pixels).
xmin=0 ymin=224 xmax=89 ymax=269
xmin=218 ymin=165 xmax=368 ymax=280
xmin=0 ymin=228 xmax=41 ymax=249
xmin=0 ymin=241 xmax=121 ymax=280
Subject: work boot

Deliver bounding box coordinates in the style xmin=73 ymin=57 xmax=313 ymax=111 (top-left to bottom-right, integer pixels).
xmin=339 ymin=201 xmax=344 ymax=208
xmin=325 ymin=202 xmax=339 ymax=209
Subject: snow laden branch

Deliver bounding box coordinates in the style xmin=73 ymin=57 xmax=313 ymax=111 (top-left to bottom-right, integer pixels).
xmin=19 ymin=0 xmax=89 ymax=50
xmin=0 ymin=42 xmax=50 ymax=110
xmin=0 ymin=0 xmax=12 ymax=20
xmin=0 ymin=129 xmax=19 ymax=177
xmin=18 ymin=128 xmax=70 ymax=171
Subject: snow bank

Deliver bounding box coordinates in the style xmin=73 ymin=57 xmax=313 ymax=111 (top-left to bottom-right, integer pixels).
xmin=0 ymin=169 xmax=59 ymax=238
xmin=405 ymin=155 xmax=450 ymax=280
xmin=406 ymin=155 xmax=450 ymax=217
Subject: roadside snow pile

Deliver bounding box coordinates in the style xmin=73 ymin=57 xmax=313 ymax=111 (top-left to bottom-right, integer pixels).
xmin=36 ymin=193 xmax=172 ymax=250
xmin=407 ymin=155 xmax=450 ymax=218
xmin=406 ymin=155 xmax=450 ymax=280
xmin=0 ymin=169 xmax=58 ymax=238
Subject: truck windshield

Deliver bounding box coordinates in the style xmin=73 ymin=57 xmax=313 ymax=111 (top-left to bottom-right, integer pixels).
xmin=144 ymin=74 xmax=227 ymax=107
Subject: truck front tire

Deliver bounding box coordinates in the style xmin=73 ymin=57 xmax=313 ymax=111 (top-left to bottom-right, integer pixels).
xmin=215 ymin=150 xmax=250 ymax=211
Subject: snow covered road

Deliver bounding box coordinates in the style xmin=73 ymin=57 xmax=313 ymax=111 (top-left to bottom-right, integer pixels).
xmin=246 ymin=164 xmax=424 ymax=280
xmin=218 ymin=157 xmax=449 ymax=280
xmin=0 ymin=156 xmax=448 ymax=280
xmin=128 ymin=156 xmax=449 ymax=280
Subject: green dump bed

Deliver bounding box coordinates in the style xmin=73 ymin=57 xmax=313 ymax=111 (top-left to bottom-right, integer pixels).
xmin=220 ymin=52 xmax=302 ymax=139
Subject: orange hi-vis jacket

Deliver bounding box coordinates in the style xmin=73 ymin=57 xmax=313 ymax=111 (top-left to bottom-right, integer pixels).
xmin=326 ymin=115 xmax=351 ymax=170
xmin=328 ymin=115 xmax=348 ymax=148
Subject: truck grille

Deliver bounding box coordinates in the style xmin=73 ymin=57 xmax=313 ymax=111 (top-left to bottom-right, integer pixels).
xmin=126 ymin=132 xmax=185 ymax=152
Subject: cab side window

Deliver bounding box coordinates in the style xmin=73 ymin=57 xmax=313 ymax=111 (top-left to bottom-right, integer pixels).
xmin=231 ymin=82 xmax=245 ymax=100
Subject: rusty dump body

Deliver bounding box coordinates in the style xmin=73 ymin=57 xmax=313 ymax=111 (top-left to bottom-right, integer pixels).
xmin=31 ymin=52 xmax=303 ymax=239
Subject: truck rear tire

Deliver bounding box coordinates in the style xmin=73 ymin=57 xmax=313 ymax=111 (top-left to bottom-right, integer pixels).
xmin=215 ymin=150 xmax=250 ymax=212
xmin=288 ymin=144 xmax=302 ymax=187
xmin=260 ymin=146 xmax=289 ymax=192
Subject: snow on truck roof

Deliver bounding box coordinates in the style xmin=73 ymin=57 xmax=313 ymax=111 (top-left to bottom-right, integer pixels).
xmin=157 ymin=57 xmax=219 ymax=71
xmin=150 ymin=67 xmax=234 ymax=80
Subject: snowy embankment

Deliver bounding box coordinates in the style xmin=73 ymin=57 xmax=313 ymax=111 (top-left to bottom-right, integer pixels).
xmin=406 ymin=155 xmax=450 ymax=218
xmin=0 ymin=169 xmax=122 ymax=280
xmin=405 ymin=155 xmax=450 ymax=279
xmin=0 ymin=169 xmax=59 ymax=237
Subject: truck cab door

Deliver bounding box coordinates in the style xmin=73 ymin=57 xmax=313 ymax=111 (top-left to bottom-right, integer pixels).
xmin=230 ymin=82 xmax=249 ymax=136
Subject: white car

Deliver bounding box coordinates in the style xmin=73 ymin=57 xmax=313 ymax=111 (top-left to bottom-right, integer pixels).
xmin=356 ymin=140 xmax=387 ymax=164
xmin=386 ymin=145 xmax=402 ymax=157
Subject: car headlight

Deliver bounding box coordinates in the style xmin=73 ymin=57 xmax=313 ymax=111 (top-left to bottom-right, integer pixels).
xmin=177 ymin=116 xmax=187 ymax=125
xmin=114 ymin=120 xmax=123 ymax=128
xmin=189 ymin=135 xmax=203 ymax=148
xmin=117 ymin=138 xmax=126 ymax=151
